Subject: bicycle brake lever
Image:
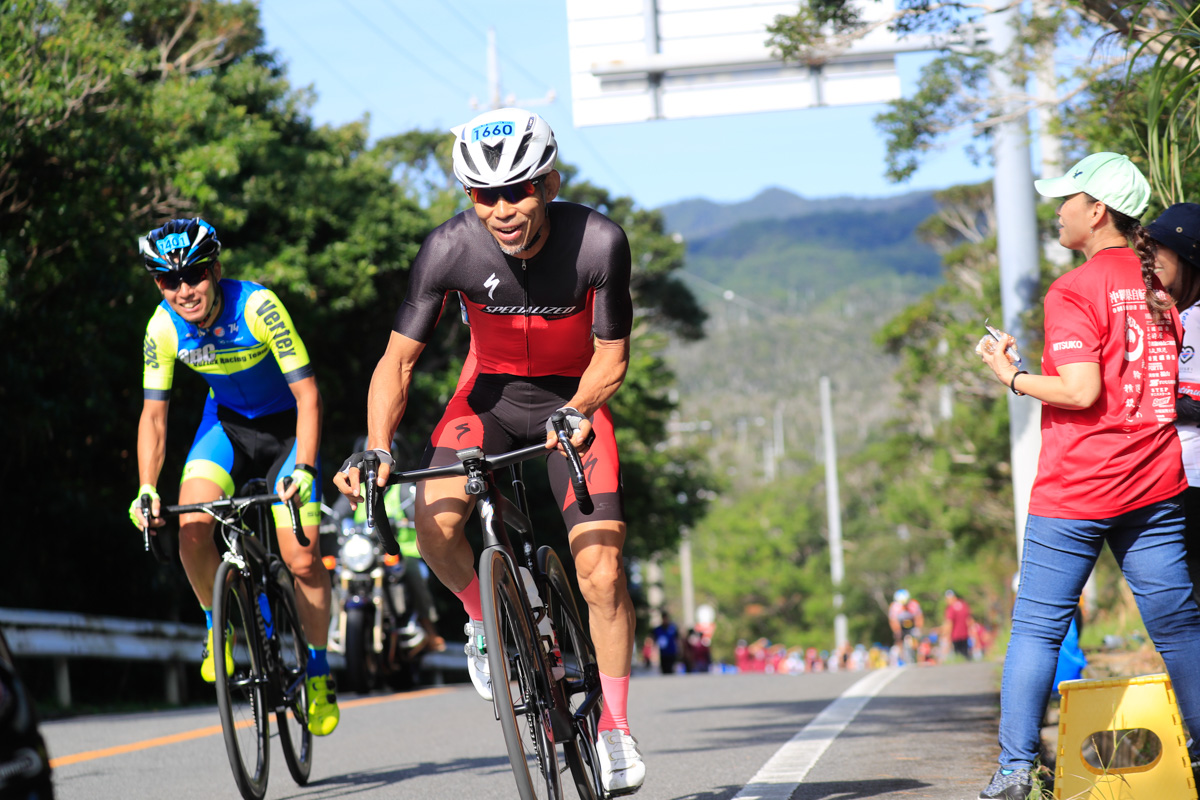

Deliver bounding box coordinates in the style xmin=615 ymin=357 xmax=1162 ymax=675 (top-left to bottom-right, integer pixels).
xmin=550 ymin=410 xmax=594 ymax=516
xmin=140 ymin=494 xmax=169 ymax=564
xmin=280 ymin=476 xmax=309 ymax=547
xmin=361 ymin=451 xmax=399 ymax=556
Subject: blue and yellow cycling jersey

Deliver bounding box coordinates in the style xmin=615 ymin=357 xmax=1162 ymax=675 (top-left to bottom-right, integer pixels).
xmin=142 ymin=279 xmax=314 ymax=416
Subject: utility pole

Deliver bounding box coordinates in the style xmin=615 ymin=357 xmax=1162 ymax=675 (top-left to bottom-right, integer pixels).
xmin=471 ymin=26 xmax=555 ymax=111
xmin=985 ymin=2 xmax=1041 ymax=563
xmin=820 ymin=376 xmax=848 ymax=653
xmin=679 ymin=528 xmax=695 ymax=629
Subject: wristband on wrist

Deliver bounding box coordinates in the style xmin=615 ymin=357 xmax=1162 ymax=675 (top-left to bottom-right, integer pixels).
xmin=293 ymin=463 xmax=317 ymax=476
xmin=1010 ymin=370 xmax=1029 ymax=396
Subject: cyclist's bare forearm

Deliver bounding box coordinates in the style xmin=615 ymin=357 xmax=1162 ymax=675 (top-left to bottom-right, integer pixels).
xmin=290 ymin=375 xmax=322 ymax=467
xmin=566 ymin=336 xmax=629 ymax=418
xmin=367 ymin=332 xmax=425 ymax=450
xmin=137 ymin=398 xmax=169 ymax=488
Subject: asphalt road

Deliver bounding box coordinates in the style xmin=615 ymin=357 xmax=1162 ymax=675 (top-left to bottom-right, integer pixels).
xmin=41 ymin=661 xmax=1001 ymax=800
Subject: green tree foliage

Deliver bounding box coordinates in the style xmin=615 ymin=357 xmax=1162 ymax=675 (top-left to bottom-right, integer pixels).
xmin=0 ymin=0 xmax=706 ymax=618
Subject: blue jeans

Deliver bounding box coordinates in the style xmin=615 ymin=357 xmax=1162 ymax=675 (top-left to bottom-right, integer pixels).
xmin=998 ymin=497 xmax=1200 ymax=769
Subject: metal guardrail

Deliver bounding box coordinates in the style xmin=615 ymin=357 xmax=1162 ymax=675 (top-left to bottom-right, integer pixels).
xmin=0 ymin=608 xmax=465 ymax=708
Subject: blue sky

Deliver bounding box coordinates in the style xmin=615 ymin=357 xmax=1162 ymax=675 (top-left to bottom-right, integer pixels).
xmin=259 ymin=0 xmax=994 ymax=210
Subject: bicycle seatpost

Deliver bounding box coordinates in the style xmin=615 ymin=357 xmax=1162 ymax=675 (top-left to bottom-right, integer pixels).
xmin=279 ymin=476 xmax=309 ymax=546
xmin=550 ymin=410 xmax=594 ymax=516
xmin=361 ymin=450 xmax=399 ymax=556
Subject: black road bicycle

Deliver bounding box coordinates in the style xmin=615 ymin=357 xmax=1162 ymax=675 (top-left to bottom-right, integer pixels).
xmin=362 ymin=411 xmax=605 ymax=800
xmin=140 ymin=479 xmax=313 ymax=800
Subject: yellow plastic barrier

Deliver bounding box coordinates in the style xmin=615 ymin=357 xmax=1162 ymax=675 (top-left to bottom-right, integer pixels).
xmin=1055 ymin=673 xmax=1196 ymax=800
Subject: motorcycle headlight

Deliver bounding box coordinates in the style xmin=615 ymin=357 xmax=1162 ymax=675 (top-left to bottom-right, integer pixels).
xmin=341 ymin=534 xmax=375 ymax=573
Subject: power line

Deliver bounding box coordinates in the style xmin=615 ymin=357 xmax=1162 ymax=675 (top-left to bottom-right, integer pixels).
xmin=263 ymin=4 xmax=406 ymax=132
xmin=333 ymin=0 xmax=475 ymax=99
xmin=571 ymin=129 xmax=637 ymax=200
xmin=437 ymin=0 xmax=551 ymax=95
xmin=377 ymin=0 xmax=483 ymax=84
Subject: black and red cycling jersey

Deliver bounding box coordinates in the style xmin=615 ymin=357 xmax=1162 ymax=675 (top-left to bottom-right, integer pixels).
xmin=393 ymin=201 xmax=633 ymax=376
xmin=394 ymin=201 xmax=633 ymax=527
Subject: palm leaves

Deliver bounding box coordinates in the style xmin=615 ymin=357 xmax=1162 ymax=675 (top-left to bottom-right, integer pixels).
xmin=1127 ymin=0 xmax=1200 ymax=205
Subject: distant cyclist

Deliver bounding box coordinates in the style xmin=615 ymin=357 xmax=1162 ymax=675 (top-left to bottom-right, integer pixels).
xmin=888 ymin=589 xmax=924 ymax=664
xmin=128 ymin=218 xmax=339 ymax=736
xmin=335 ymin=108 xmax=645 ymax=794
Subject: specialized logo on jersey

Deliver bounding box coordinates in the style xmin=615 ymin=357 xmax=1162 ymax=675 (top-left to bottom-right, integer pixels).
xmin=1125 ymin=316 xmax=1145 ymax=362
xmin=482 ymin=304 xmax=579 ymax=317
xmin=143 ymin=334 xmax=161 ymax=368
xmin=179 ymin=343 xmax=217 ymax=366
xmin=484 ymin=272 xmax=500 ymax=300
xmin=455 ymin=423 xmax=472 ymax=441
xmin=581 ymin=453 xmax=599 ymax=484
xmin=255 ymin=298 xmax=298 ymax=359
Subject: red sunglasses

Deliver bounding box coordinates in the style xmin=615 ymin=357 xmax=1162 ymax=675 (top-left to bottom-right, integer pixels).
xmin=467 ymin=177 xmax=544 ymax=207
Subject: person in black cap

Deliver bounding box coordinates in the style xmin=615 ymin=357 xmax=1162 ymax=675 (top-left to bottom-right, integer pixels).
xmin=1149 ymin=203 xmax=1200 ymax=609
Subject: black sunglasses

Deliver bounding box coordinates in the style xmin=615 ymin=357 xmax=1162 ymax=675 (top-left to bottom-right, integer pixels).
xmin=155 ymin=264 xmax=210 ymax=291
xmin=467 ymin=177 xmax=544 ymax=207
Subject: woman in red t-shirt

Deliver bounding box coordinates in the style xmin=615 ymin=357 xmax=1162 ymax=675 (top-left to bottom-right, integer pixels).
xmin=975 ymin=153 xmax=1200 ymax=800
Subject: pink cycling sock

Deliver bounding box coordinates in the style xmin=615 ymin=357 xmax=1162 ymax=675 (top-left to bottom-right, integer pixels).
xmin=453 ymin=572 xmax=483 ymax=621
xmin=597 ymin=671 xmax=631 ymax=734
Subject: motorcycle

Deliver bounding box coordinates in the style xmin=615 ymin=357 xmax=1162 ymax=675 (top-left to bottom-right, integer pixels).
xmin=326 ymin=504 xmax=429 ymax=693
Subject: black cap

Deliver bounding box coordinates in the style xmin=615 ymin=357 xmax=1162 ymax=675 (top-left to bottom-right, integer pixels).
xmin=1146 ymin=203 xmax=1200 ymax=269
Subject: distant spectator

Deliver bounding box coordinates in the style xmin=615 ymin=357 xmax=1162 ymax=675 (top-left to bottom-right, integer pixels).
xmin=942 ymin=589 xmax=975 ymax=659
xmin=652 ymin=611 xmax=680 ymax=675
xmin=683 ymin=628 xmax=711 ymax=673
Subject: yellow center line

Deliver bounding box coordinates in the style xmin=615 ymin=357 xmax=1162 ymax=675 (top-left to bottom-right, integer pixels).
xmin=49 ymin=686 xmax=455 ymax=768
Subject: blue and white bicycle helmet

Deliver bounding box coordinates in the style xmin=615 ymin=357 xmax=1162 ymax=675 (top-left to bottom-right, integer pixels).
xmin=140 ymin=218 xmax=221 ymax=273
xmin=450 ymin=107 xmax=557 ymax=188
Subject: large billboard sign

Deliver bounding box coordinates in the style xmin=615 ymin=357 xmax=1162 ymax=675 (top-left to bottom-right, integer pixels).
xmin=566 ymin=0 xmax=915 ymax=127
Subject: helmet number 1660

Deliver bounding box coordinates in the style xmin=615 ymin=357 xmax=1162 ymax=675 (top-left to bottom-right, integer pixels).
xmin=470 ymin=122 xmax=514 ymax=142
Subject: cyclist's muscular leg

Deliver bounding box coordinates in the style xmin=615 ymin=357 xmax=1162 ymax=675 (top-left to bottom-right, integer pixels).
xmin=277 ymin=521 xmax=331 ymax=648
xmin=414 ymin=475 xmax=478 ymax=592
xmin=569 ymin=520 xmax=635 ymax=676
xmin=177 ymin=477 xmax=225 ymax=608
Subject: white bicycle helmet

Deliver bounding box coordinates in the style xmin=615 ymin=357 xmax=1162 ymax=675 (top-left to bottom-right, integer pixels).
xmin=450 ymin=107 xmax=557 ymax=188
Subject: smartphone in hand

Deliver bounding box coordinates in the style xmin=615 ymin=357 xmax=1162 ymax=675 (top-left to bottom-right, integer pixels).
xmin=984 ymin=319 xmax=1022 ymax=368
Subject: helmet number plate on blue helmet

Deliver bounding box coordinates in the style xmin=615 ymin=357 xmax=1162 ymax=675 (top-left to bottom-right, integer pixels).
xmin=470 ymin=121 xmax=514 ymax=142
xmin=156 ymin=231 xmax=191 ymax=256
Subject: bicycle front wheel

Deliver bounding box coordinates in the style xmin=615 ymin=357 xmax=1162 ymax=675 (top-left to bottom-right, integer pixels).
xmin=270 ymin=559 xmax=313 ymax=786
xmin=540 ymin=546 xmax=601 ymax=800
xmin=213 ymin=559 xmax=270 ymax=800
xmin=480 ymin=548 xmax=562 ymax=800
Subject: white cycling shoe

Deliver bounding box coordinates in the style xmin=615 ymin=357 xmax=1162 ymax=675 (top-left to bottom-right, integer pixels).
xmin=464 ymin=620 xmax=492 ymax=701
xmin=598 ymin=729 xmax=645 ymax=795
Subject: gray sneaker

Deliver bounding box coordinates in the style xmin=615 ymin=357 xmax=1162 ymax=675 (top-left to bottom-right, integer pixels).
xmin=978 ymin=767 xmax=1033 ymax=800
xmin=464 ymin=620 xmax=492 ymax=701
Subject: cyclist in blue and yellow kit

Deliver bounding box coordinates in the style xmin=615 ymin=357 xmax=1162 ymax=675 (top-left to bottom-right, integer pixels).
xmin=128 ymin=218 xmax=339 ymax=735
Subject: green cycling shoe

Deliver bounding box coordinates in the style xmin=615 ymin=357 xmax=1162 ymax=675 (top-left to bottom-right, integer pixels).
xmin=200 ymin=625 xmax=234 ymax=683
xmin=306 ymin=674 xmax=340 ymax=736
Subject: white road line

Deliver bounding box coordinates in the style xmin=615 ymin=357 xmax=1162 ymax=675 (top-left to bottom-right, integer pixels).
xmin=732 ymin=667 xmax=904 ymax=800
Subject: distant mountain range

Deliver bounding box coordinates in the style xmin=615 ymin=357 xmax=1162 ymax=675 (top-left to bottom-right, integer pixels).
xmin=658 ymin=185 xmax=945 ymax=486
xmin=659 ymin=186 xmax=938 ymax=242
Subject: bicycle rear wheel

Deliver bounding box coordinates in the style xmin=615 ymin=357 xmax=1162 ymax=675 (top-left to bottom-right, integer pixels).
xmin=270 ymin=559 xmax=313 ymax=786
xmin=539 ymin=546 xmax=601 ymax=800
xmin=213 ymin=559 xmax=270 ymax=800
xmin=480 ymin=548 xmax=563 ymax=800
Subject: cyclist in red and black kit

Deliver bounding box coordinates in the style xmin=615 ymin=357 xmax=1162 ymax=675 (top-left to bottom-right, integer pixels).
xmin=335 ymin=107 xmax=644 ymax=794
